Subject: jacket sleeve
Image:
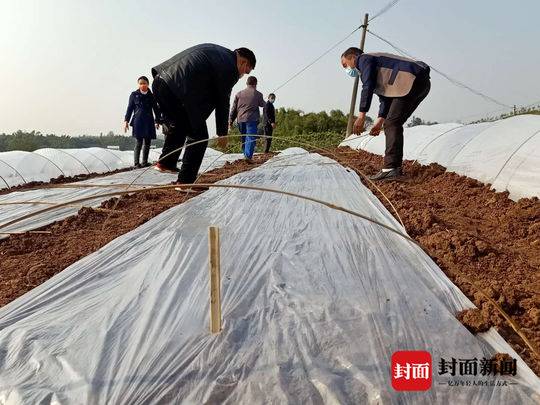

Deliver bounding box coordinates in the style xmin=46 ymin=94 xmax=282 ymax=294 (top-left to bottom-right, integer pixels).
xmin=377 ymin=95 xmax=393 ymax=119
xmin=124 ymin=93 xmax=135 ymax=122
xmin=268 ymin=104 xmax=276 ymax=124
xmin=229 ymin=93 xmax=239 ymax=124
xmin=358 ymin=55 xmax=378 ymax=113
xmin=151 ymin=94 xmax=162 ymax=124
xmin=258 ymin=92 xmax=265 ymax=108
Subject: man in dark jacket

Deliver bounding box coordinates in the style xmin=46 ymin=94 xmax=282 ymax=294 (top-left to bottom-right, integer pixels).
xmin=263 ymin=93 xmax=276 ymax=153
xmin=341 ymin=47 xmax=431 ymax=180
xmin=229 ymin=76 xmax=265 ymax=159
xmin=151 ymin=44 xmax=256 ymax=184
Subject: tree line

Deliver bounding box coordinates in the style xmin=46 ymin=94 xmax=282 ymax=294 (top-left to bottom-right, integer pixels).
xmin=470 ymin=106 xmax=540 ymax=124
xmin=0 ymin=131 xmax=164 ymax=152
xmin=2 ymin=107 xmax=450 ymax=154
xmin=1 ymin=109 xmax=368 ymax=153
xmin=219 ymin=108 xmax=372 ymax=153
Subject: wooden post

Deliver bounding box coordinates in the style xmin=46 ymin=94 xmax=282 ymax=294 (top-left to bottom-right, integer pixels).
xmin=208 ymin=226 xmax=222 ymax=333
xmin=346 ymin=13 xmax=370 ymax=136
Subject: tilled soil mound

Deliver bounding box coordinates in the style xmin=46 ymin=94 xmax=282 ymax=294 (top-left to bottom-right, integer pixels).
xmin=0 ymin=166 xmax=135 ymax=196
xmin=0 ymin=155 xmax=272 ymax=305
xmin=327 ymin=147 xmax=540 ymax=376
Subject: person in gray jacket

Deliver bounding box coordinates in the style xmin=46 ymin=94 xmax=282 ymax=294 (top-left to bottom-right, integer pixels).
xmin=341 ymin=47 xmax=431 ymax=180
xmin=229 ymin=76 xmax=265 ymax=160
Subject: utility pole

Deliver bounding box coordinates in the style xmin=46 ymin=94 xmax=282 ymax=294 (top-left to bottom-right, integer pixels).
xmin=346 ymin=13 xmax=369 ymax=136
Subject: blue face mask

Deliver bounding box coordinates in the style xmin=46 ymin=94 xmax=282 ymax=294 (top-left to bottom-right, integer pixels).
xmin=345 ymin=67 xmax=360 ymax=78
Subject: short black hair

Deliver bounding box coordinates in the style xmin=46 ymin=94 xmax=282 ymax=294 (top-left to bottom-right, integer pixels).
xmin=138 ymin=76 xmax=149 ymax=83
xmin=247 ymin=76 xmax=257 ymax=86
xmin=341 ymin=47 xmax=362 ymax=58
xmin=268 ymin=93 xmax=276 ymax=98
xmin=235 ymin=47 xmax=256 ymax=68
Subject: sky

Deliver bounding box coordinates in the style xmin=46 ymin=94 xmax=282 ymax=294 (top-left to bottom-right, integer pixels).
xmin=1 ymin=0 xmax=540 ymax=136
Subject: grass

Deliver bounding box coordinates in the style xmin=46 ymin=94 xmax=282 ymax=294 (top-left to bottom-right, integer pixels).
xmin=212 ymin=131 xmax=345 ymax=154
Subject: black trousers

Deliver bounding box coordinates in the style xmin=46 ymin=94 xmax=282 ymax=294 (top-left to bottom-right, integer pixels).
xmin=383 ymin=74 xmax=431 ymax=169
xmin=152 ymin=77 xmax=209 ymax=184
xmin=264 ymin=124 xmax=273 ymax=153
xmin=134 ymin=138 xmax=151 ymax=165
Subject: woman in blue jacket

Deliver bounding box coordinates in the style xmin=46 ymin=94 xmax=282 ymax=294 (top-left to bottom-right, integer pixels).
xmin=124 ymin=76 xmax=162 ymax=167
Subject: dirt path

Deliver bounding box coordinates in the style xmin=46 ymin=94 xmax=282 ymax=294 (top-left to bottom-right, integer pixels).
xmin=327 ymin=147 xmax=540 ymax=376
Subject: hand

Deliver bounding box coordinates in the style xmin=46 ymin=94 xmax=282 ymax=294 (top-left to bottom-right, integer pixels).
xmin=271 ymin=123 xmax=276 ymax=129
xmin=228 ymin=121 xmax=233 ymax=130
xmin=369 ymin=117 xmax=385 ymax=136
xmin=155 ymin=123 xmax=160 ymax=130
xmin=353 ymin=113 xmax=366 ymax=135
xmin=123 ymin=121 xmax=129 ymax=133
xmin=216 ymin=136 xmax=228 ymax=149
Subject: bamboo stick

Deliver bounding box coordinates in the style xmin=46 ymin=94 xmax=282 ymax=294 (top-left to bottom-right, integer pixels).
xmin=209 ymin=226 xmax=222 ymax=334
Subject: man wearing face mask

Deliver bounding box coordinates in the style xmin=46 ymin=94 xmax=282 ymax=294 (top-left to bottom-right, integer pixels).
xmin=263 ymin=93 xmax=276 ymax=153
xmin=341 ymin=47 xmax=431 ymax=180
xmin=151 ymin=44 xmax=256 ymax=185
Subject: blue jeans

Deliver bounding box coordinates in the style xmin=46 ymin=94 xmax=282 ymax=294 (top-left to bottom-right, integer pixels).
xmin=238 ymin=121 xmax=258 ymax=159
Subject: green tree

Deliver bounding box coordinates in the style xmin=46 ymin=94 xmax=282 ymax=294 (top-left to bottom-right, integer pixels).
xmin=215 ymin=107 xmax=372 ymax=153
xmin=408 ymin=116 xmax=438 ymax=127
xmin=0 ymin=131 xmax=164 ymax=152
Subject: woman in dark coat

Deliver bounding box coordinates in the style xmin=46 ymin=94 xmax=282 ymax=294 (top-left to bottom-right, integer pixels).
xmin=124 ymin=76 xmax=162 ymax=167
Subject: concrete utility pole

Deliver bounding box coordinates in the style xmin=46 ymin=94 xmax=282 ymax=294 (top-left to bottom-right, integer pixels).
xmin=346 ymin=13 xmax=369 ymax=136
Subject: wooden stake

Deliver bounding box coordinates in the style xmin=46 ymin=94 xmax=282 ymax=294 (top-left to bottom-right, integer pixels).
xmin=208 ymin=226 xmax=222 ymax=333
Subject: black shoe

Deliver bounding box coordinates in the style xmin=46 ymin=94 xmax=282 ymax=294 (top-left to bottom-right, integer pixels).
xmin=141 ymin=162 xmax=151 ymax=168
xmin=134 ymin=163 xmax=142 ymax=168
xmin=369 ymin=167 xmax=402 ymax=181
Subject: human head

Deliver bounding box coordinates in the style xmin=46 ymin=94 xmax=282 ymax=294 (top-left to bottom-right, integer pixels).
xmin=340 ymin=47 xmax=362 ymax=69
xmin=235 ymin=47 xmax=256 ymax=78
xmin=268 ymin=93 xmax=276 ymax=103
xmin=138 ymin=76 xmax=149 ymax=92
xmin=247 ymin=76 xmax=257 ymax=87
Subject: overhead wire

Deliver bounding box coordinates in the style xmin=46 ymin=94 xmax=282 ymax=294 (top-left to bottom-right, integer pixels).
xmin=271 ymin=26 xmax=362 ymax=93
xmin=271 ymin=0 xmax=403 ymax=93
xmin=368 ymin=0 xmax=402 ymax=22
xmin=366 ymin=29 xmax=513 ymax=109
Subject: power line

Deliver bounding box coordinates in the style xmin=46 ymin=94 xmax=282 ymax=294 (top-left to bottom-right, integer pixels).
xmin=367 ymin=29 xmax=513 ymax=109
xmin=271 ymin=0 xmax=402 ymax=93
xmin=369 ymin=0 xmax=402 ymax=22
xmin=272 ymin=26 xmax=362 ymax=93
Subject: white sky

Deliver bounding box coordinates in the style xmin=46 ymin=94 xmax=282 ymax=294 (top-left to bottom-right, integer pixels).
xmin=1 ymin=0 xmax=539 ymax=136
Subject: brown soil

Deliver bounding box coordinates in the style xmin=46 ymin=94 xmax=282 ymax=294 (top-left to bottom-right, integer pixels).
xmin=0 ymin=167 xmax=135 ymax=196
xmin=0 ymin=154 xmax=272 ymax=306
xmin=0 ymin=147 xmax=539 ymax=376
xmin=457 ymin=308 xmax=491 ymax=334
xmin=327 ymin=147 xmax=540 ymax=376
